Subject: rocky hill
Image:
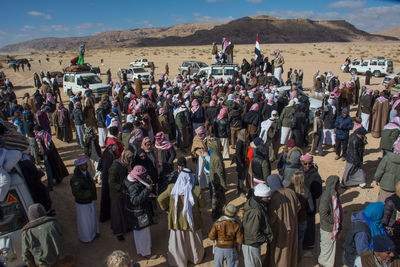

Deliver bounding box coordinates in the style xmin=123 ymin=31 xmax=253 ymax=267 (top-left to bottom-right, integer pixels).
xmin=1 ymin=16 xmax=397 ymax=53
xmin=374 ymin=26 xmax=400 ymax=39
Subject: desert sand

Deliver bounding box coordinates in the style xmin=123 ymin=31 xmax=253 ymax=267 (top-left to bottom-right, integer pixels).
xmin=2 ymin=41 xmax=400 ymax=267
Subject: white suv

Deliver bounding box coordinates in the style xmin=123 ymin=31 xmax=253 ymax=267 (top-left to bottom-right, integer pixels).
xmin=197 ymin=64 xmax=239 ymax=82
xmin=119 ymin=67 xmax=151 ymax=84
xmin=129 ymin=59 xmax=150 ymax=68
xmin=341 ymin=57 xmax=393 ymax=77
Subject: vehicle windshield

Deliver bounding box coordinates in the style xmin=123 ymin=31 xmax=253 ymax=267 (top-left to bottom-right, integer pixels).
xmin=212 ymin=68 xmax=223 ymax=76
xmin=81 ymin=75 xmax=101 ymax=84
xmin=0 ymin=190 xmax=29 ymax=235
xmin=224 ymin=68 xmax=235 ymax=75
xmin=133 ymin=68 xmax=146 ymax=73
xmin=198 ymin=62 xmax=208 ymax=68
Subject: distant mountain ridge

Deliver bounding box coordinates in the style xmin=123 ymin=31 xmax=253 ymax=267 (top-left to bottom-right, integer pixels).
xmin=1 ymin=16 xmax=397 ymax=53
xmin=374 ymin=26 xmax=400 ymax=39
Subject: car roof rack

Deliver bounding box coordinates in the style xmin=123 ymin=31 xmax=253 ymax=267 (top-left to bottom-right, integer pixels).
xmin=210 ymin=63 xmax=239 ymax=66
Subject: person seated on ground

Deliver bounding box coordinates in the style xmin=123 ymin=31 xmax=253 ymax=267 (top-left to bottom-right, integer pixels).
xmin=342 ymin=202 xmax=386 ymax=267
xmin=354 ymin=234 xmax=399 ymax=267
xmin=22 ymin=204 xmax=76 ymax=267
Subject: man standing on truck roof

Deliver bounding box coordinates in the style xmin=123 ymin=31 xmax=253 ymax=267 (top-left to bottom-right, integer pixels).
xmin=77 ymin=44 xmax=85 ymax=66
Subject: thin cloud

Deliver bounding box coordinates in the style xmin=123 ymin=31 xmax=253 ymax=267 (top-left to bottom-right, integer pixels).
xmin=27 ymin=11 xmax=52 ymax=20
xmin=21 ymin=25 xmax=36 ymax=31
xmin=136 ymin=20 xmax=153 ymax=27
xmin=40 ymin=25 xmax=70 ymax=32
xmin=247 ymin=0 xmax=263 ymax=3
xmin=328 ymin=1 xmax=365 ymax=9
xmin=206 ymin=0 xmax=226 ymax=2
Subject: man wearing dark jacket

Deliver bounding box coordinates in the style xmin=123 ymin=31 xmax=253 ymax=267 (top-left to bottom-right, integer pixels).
xmin=72 ymin=102 xmax=85 ymax=148
xmin=321 ymin=99 xmax=336 ymax=146
xmin=360 ymin=89 xmax=373 ymax=131
xmin=96 ymin=105 xmax=107 ymax=149
xmin=302 ymin=156 xmax=323 ymax=250
xmin=205 ymin=102 xmax=219 ymax=135
xmin=70 ymin=157 xmax=99 ymax=243
xmin=250 ymin=144 xmax=271 ymax=185
xmin=22 ymin=104 xmax=40 ymax=164
xmin=242 ymin=184 xmax=273 ymax=267
xmin=228 ymin=102 xmax=242 ymax=148
xmin=334 ymin=108 xmax=353 ymax=160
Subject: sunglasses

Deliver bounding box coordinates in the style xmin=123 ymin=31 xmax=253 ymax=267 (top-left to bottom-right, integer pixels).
xmin=302 ymin=162 xmax=312 ymax=166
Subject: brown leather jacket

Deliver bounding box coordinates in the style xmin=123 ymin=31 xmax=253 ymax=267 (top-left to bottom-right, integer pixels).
xmin=208 ymin=217 xmax=243 ymax=248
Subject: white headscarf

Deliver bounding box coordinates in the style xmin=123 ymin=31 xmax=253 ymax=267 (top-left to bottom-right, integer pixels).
xmin=259 ymin=110 xmax=278 ymax=143
xmin=171 ymin=168 xmax=195 ymax=230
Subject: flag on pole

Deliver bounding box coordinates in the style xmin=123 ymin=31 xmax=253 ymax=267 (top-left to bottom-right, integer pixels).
xmin=255 ymin=34 xmax=263 ymax=65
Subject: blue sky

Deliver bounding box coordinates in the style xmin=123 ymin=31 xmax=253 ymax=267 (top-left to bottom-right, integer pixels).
xmin=0 ymin=0 xmax=399 ymax=48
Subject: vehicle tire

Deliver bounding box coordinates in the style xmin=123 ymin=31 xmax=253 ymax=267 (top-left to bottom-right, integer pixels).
xmin=374 ymin=71 xmax=381 ymax=78
xmin=350 ymin=68 xmax=357 ymax=75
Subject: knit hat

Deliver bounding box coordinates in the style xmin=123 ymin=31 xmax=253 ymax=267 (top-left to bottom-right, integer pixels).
xmin=373 ymin=235 xmax=395 ymax=252
xmin=224 ymin=204 xmax=237 ymax=217
xmin=74 ymin=157 xmax=88 ymax=166
xmin=286 ymin=138 xmax=296 ymax=148
xmin=267 ymin=174 xmax=283 ymax=192
xmin=253 ymin=137 xmax=263 ymax=146
xmin=177 ymin=157 xmax=187 ymax=167
xmin=254 ymin=183 xmax=272 ymax=198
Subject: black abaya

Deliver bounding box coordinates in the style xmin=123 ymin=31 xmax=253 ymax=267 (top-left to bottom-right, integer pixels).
xmin=98 ymin=146 xmax=115 ymax=222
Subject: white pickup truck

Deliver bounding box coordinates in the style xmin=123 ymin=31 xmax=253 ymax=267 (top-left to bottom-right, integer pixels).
xmin=63 ymin=72 xmax=110 ymax=99
xmin=119 ymin=67 xmax=151 ymax=84
xmin=129 ymin=59 xmax=152 ymax=68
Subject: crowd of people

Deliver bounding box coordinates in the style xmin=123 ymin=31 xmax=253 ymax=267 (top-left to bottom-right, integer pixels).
xmin=3 ymin=48 xmax=400 ymax=267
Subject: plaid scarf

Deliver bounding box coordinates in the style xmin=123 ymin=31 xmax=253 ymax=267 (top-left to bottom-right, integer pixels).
xmin=331 ymin=194 xmax=343 ymax=241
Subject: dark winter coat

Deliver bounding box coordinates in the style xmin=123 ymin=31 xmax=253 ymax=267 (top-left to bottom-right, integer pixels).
xmin=250 ymin=144 xmax=271 ymax=183
xmin=191 ymin=106 xmax=205 ymax=124
xmin=380 ymin=129 xmax=400 ymax=151
xmin=214 ymin=118 xmax=230 ymax=138
xmin=321 ymin=105 xmax=336 ymax=129
xmin=70 ymin=168 xmax=97 ymax=204
xmin=96 ymin=107 xmax=107 ymax=128
xmin=124 ymin=179 xmax=155 ymax=230
xmin=228 ymin=103 xmax=242 ymax=128
xmin=346 ymin=134 xmax=365 ymax=165
xmin=71 ymin=108 xmax=84 ymax=126
xmin=374 ymin=152 xmax=400 ymax=192
xmin=23 ymin=110 xmax=36 ymax=137
xmin=108 ymin=161 xmax=128 ymax=200
xmin=319 ymin=176 xmax=341 ymax=232
xmin=304 ymin=165 xmax=322 ymax=214
xmin=334 ymin=114 xmax=353 ymax=140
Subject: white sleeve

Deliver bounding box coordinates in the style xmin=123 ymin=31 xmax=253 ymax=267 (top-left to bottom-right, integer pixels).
xmin=354 ymin=256 xmax=362 ymax=267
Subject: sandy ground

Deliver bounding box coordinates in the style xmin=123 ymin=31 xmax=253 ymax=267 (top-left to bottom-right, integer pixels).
xmin=3 ymin=42 xmax=400 ymax=267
